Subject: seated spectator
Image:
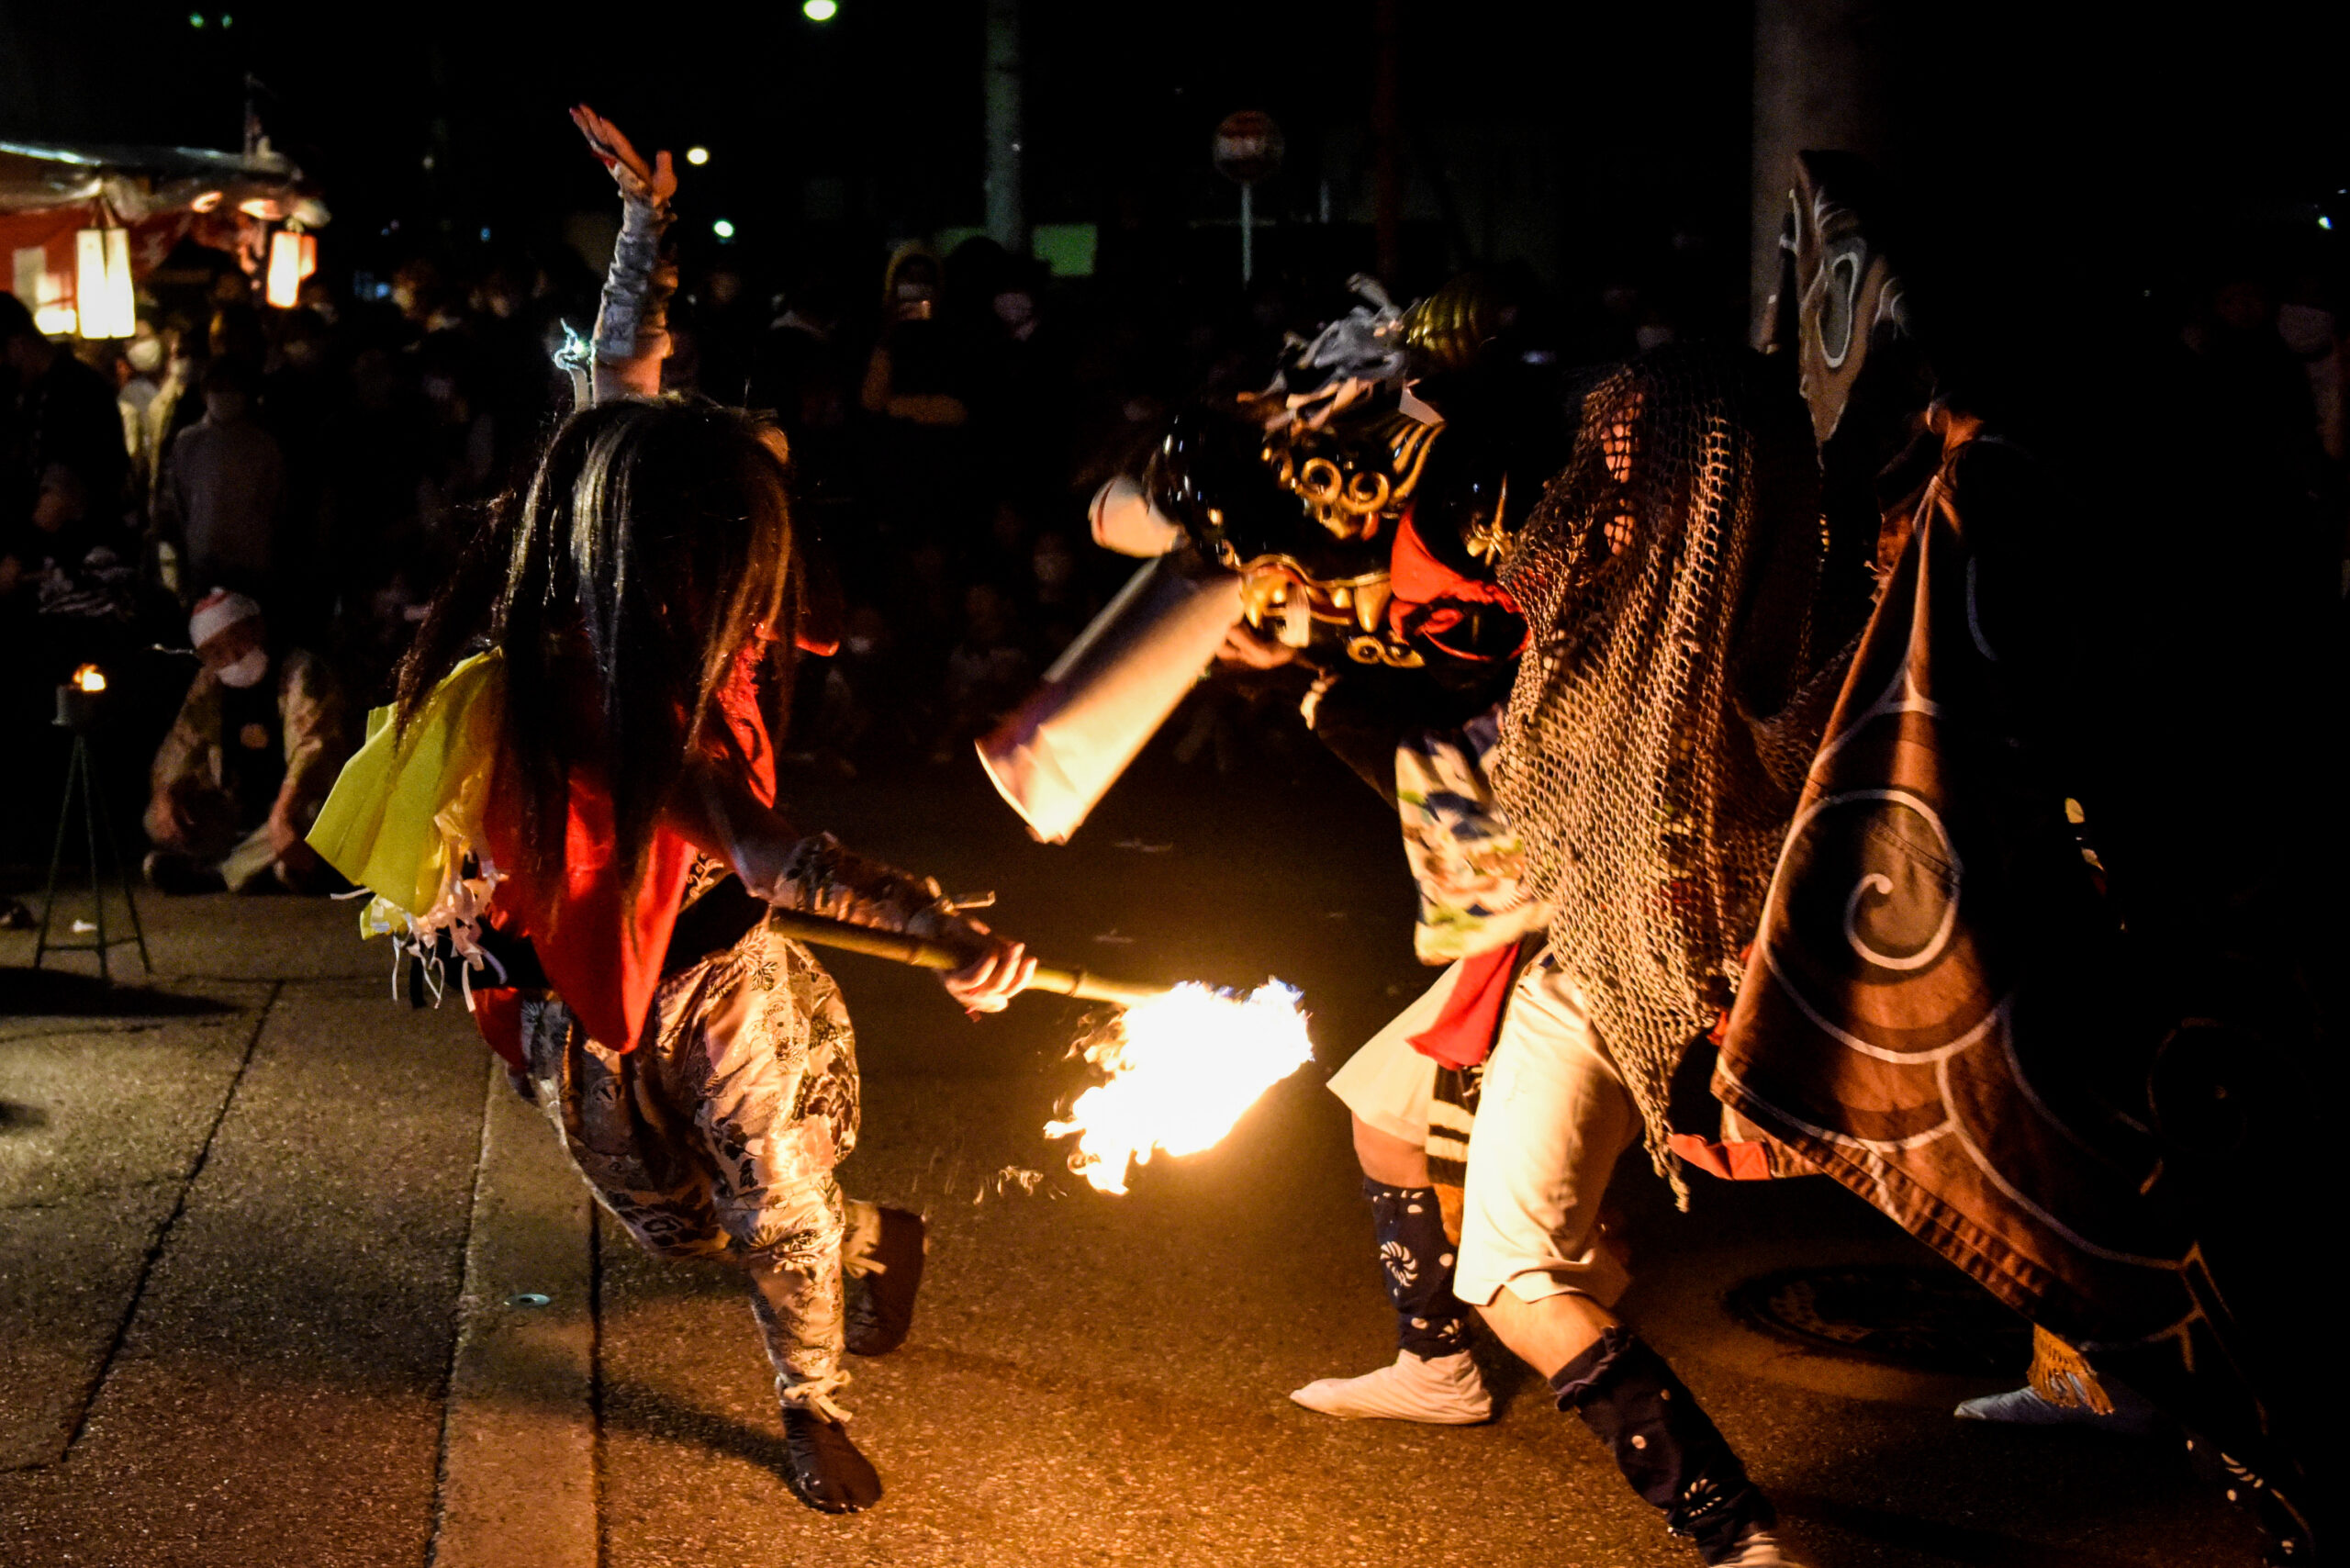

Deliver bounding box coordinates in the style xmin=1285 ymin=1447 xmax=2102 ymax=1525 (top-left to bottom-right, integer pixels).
xmin=154 ymin=359 xmax=286 ymax=607
xmin=144 ymin=590 xmax=351 ymax=894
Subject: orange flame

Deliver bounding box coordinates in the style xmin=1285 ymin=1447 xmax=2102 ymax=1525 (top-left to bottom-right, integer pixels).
xmin=1046 ymin=981 xmax=1312 ymax=1195
xmin=70 ymin=664 xmax=106 ymax=694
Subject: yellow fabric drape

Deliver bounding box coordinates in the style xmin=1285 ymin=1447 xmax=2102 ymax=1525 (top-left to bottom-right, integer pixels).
xmin=306 ymin=652 xmax=506 ymax=934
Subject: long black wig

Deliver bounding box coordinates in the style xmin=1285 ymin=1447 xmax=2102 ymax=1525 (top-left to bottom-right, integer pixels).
xmin=397 ymin=397 xmax=800 ymax=885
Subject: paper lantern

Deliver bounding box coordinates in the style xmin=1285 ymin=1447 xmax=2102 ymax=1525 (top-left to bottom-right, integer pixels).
xmin=265 ymin=230 xmax=317 ymax=308
xmin=73 ymin=228 xmax=134 ymax=340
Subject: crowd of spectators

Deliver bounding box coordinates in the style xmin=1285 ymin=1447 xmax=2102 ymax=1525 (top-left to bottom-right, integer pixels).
xmin=0 ymin=228 xmax=1369 ymax=902
xmin=2 ymin=218 xmax=2344 ymax=909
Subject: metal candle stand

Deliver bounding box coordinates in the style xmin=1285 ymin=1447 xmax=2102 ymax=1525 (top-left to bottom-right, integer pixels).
xmin=33 ymin=675 xmax=151 ymax=981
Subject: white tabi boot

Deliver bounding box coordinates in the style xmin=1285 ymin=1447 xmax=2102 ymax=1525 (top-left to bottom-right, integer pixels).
xmin=1710 ymin=1529 xmax=1808 ymax=1566
xmin=1290 ymin=1348 xmax=1493 ymax=1424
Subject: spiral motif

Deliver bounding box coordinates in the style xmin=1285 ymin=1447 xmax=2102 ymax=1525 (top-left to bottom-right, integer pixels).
xmin=1796 ymin=788 xmax=1963 ymax=972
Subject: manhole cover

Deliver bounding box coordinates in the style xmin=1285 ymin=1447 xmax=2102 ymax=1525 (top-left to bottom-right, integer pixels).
xmin=1726 ymin=1265 xmax=2029 ymax=1376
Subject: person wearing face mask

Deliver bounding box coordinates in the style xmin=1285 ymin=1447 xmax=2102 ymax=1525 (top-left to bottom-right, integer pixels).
xmin=143 ymin=589 xmax=351 ymax=894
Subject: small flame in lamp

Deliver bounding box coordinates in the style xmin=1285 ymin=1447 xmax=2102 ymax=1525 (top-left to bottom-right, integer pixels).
xmin=1046 ymin=981 xmax=1314 ymax=1195
xmin=71 ymin=664 xmax=106 ymax=694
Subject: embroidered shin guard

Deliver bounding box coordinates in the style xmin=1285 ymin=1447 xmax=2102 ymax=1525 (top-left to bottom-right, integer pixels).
xmin=1550 ymin=1326 xmax=1774 ymax=1563
xmin=1364 ymin=1179 xmax=1471 ymax=1360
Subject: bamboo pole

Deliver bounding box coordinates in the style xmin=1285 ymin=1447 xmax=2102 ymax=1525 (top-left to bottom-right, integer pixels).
xmin=763 ymin=908 xmax=1169 ymax=1009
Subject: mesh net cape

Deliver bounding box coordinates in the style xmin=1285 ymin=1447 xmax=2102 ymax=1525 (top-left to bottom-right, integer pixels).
xmin=1489 ymin=346 xmax=1846 ymax=1194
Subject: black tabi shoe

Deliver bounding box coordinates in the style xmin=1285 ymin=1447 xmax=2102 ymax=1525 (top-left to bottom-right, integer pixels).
xmin=844 ymin=1204 xmax=926 ymax=1358
xmin=780 ymin=1406 xmax=883 ymax=1514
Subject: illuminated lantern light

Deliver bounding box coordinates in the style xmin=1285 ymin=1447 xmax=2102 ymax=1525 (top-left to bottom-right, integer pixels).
xmin=73 ymin=228 xmax=135 ymax=340
xmin=802 ymin=0 xmax=837 ymax=20
xmin=685 ymin=146 xmax=711 ymax=166
xmin=101 ymin=230 xmax=133 ymax=337
xmin=265 ymin=230 xmax=318 ymax=308
xmin=12 ymin=245 xmax=74 ymax=335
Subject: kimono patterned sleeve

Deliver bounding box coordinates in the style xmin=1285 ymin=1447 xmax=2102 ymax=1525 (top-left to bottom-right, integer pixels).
xmin=1396 ymin=706 xmax=1549 ymax=963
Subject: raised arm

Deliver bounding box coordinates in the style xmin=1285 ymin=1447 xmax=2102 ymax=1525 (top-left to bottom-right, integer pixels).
xmin=568 ymin=105 xmax=680 ymax=402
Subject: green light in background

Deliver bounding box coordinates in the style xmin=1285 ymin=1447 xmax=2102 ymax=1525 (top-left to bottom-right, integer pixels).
xmin=803 ymin=0 xmax=838 ymax=20
xmin=188 ymin=11 xmax=205 ymax=25
xmin=712 ymin=218 xmax=737 ymax=240
xmin=1032 ymin=223 xmax=1100 ymax=278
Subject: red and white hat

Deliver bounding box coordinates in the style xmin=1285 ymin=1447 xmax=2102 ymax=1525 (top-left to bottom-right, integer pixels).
xmin=187 ymin=588 xmax=262 ymax=651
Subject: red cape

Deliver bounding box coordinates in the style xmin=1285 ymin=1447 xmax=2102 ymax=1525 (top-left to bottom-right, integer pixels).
xmin=475 ymin=642 xmax=778 ymax=1062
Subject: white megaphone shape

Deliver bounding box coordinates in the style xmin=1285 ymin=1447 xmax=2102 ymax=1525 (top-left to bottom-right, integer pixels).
xmin=976 ymin=476 xmax=1243 ymax=844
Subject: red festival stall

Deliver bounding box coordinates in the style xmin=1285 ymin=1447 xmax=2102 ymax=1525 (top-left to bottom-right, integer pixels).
xmin=0 ymin=139 xmax=328 ymax=336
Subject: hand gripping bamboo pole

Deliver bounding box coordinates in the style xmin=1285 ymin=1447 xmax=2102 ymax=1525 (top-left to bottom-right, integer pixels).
xmin=763 ymin=908 xmax=1169 ymax=1009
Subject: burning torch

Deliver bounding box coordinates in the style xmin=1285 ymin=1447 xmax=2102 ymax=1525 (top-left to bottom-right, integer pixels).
xmin=762 ymin=909 xmax=1313 ymax=1194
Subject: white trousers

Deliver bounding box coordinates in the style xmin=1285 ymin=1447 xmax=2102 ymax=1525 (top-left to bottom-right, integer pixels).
xmin=1329 ymin=953 xmax=1638 ymax=1309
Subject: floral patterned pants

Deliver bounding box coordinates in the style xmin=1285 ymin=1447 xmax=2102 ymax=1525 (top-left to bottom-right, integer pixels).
xmin=521 ymin=926 xmax=863 ymax=1417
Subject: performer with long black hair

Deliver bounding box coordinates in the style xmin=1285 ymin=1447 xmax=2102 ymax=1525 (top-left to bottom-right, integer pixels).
xmin=309 ymin=110 xmax=1035 ymax=1516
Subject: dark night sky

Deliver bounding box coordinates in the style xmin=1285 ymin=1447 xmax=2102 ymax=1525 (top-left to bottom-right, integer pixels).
xmin=5 ymin=2 xmax=2346 ymax=308
xmin=0 ymin=3 xmax=1754 ymax=288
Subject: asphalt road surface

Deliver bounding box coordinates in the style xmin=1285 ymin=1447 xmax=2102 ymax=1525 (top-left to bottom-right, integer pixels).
xmin=0 ymin=735 xmax=2261 ymax=1567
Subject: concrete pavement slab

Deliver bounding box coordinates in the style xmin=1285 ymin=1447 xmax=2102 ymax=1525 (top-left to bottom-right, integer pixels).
xmin=430 ymin=1057 xmax=597 ymax=1568
xmin=0 ymin=892 xmax=381 ymax=985
xmin=0 ymin=1188 xmax=183 ymax=1470
xmin=0 ymin=978 xmax=485 ymax=1566
xmin=0 ymin=983 xmax=269 ymax=1468
xmin=0 ymin=988 xmax=264 ymax=1206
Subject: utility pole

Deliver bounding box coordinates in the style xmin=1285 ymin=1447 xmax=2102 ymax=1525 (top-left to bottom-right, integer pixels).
xmin=983 ymin=0 xmax=1027 ymax=255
